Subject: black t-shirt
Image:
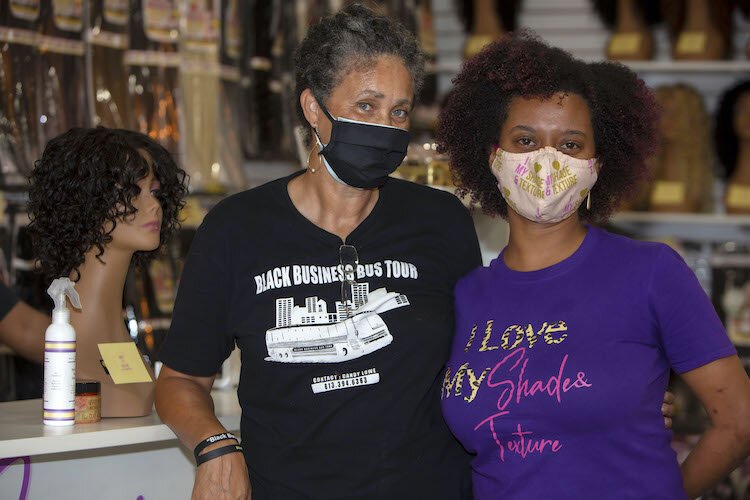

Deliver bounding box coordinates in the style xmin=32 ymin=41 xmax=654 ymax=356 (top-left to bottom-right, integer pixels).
xmin=159 ymin=172 xmax=482 ymax=499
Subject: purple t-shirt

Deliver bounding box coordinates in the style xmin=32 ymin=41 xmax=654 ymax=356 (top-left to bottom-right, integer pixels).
xmin=441 ymin=226 xmax=736 ymax=499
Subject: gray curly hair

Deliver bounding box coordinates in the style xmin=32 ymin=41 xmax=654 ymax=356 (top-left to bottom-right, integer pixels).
xmin=293 ymin=3 xmax=425 ymax=130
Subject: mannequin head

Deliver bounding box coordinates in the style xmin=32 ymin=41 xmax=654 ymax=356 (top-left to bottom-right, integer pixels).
xmin=715 ymin=80 xmax=750 ymax=180
xmin=28 ymin=127 xmax=188 ymax=281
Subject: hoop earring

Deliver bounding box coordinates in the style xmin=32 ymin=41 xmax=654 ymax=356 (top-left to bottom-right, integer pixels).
xmin=307 ymin=147 xmax=317 ymax=173
xmin=586 ymin=192 xmax=592 ymax=210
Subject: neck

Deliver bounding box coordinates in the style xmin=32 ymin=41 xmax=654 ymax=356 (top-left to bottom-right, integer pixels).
xmin=659 ymin=141 xmax=691 ymax=180
xmin=616 ymin=0 xmax=645 ymax=31
xmin=71 ymin=247 xmax=133 ymax=322
xmin=733 ymin=140 xmax=750 ymax=184
xmin=472 ymin=0 xmax=503 ymax=35
xmin=503 ymin=211 xmax=588 ymax=272
xmin=684 ymin=0 xmax=711 ymax=30
xmin=288 ymin=146 xmax=379 ymax=242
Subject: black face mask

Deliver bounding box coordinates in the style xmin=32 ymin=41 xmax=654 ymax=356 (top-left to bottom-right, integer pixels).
xmin=314 ymin=101 xmax=411 ymax=189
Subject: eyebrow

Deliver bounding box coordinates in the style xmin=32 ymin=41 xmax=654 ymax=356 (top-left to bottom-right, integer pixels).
xmin=509 ymin=125 xmax=588 ymax=137
xmin=355 ymin=90 xmax=413 ymax=108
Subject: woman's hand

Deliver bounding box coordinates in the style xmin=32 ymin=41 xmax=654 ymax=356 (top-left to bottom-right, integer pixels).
xmin=662 ymin=391 xmax=675 ymax=429
xmin=192 ymin=447 xmax=251 ymax=500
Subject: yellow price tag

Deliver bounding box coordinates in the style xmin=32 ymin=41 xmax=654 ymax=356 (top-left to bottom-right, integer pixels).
xmin=608 ymin=33 xmax=641 ymax=56
xmin=650 ymin=181 xmax=686 ymax=205
xmin=676 ymin=32 xmax=706 ymax=55
xmin=98 ymin=342 xmax=153 ymax=384
xmin=727 ymin=184 xmax=750 ymax=208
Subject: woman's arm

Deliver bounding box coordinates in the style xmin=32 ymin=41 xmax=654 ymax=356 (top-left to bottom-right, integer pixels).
xmin=679 ymin=355 xmax=750 ymax=498
xmin=156 ymin=365 xmax=250 ymax=500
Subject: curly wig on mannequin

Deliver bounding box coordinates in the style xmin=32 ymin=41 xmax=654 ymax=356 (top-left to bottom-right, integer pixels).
xmin=436 ymin=31 xmax=659 ymax=223
xmin=27 ymin=127 xmax=189 ymax=280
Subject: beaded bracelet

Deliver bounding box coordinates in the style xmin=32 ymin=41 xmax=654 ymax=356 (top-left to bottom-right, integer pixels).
xmin=195 ymin=444 xmax=244 ymax=467
xmin=193 ymin=432 xmax=238 ymax=462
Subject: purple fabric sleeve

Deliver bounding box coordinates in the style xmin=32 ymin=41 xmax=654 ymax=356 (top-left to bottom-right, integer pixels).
xmin=649 ymin=246 xmax=736 ymax=374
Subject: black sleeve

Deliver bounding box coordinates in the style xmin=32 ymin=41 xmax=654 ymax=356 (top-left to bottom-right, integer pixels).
xmin=448 ymin=196 xmax=483 ymax=281
xmin=0 ymin=282 xmax=19 ymax=320
xmin=158 ymin=208 xmax=235 ymax=377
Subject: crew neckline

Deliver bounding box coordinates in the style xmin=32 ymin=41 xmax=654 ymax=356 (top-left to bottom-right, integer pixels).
xmin=278 ymin=169 xmax=388 ymax=246
xmin=491 ymin=225 xmax=600 ymax=282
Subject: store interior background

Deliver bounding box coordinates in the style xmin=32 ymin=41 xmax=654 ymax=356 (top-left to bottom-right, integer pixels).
xmin=1 ymin=0 xmax=750 ymax=495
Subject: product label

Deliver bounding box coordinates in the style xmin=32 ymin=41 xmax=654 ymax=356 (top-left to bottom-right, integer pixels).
xmin=676 ymin=32 xmax=706 ymax=55
xmin=104 ymin=0 xmax=129 ymax=26
xmin=650 ymin=181 xmax=686 ymax=205
xmin=98 ymin=342 xmax=153 ymax=384
xmin=52 ymin=0 xmax=83 ymax=33
xmin=10 ymin=0 xmax=41 ymax=21
xmin=144 ymin=0 xmax=179 ymax=43
xmin=608 ymin=33 xmax=641 ymax=56
xmin=727 ymin=184 xmax=750 ymax=209
xmin=43 ymin=348 xmax=76 ymax=423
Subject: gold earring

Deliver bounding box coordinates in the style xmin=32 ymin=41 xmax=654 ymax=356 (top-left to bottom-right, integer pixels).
xmin=586 ymin=192 xmax=592 ymax=210
xmin=307 ymin=148 xmax=317 ymax=173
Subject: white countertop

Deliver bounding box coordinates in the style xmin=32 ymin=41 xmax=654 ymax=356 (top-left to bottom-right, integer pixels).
xmin=0 ymin=389 xmax=241 ymax=459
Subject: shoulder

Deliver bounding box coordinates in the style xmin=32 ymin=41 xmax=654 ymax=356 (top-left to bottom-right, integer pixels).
xmin=592 ymin=227 xmax=675 ymax=262
xmin=385 ymin=178 xmax=471 ymax=223
xmin=454 ymin=263 xmax=493 ymax=297
xmin=201 ymin=174 xmax=293 ymax=228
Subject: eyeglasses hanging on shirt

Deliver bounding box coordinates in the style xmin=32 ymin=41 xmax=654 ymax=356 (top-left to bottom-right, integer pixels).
xmin=339 ymin=244 xmax=359 ymax=320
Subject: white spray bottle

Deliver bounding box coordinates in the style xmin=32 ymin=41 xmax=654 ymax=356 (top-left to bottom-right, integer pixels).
xmin=43 ymin=278 xmax=82 ymax=426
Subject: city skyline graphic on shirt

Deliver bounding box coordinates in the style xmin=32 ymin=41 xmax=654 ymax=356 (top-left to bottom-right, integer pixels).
xmin=265 ymin=282 xmax=409 ymax=364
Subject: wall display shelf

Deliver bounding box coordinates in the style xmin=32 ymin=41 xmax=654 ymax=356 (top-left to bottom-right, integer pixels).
xmin=608 ymin=212 xmax=750 ymax=245
xmin=437 ymin=59 xmax=750 ymax=75
xmin=625 ymin=61 xmax=750 ymax=73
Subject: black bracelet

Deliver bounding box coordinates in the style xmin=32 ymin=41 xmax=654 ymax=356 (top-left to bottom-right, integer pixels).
xmin=196 ymin=444 xmax=243 ymax=467
xmin=193 ymin=432 xmax=238 ymax=461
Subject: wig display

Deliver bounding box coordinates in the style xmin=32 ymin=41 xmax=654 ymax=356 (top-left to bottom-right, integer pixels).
xmin=647 ymin=84 xmax=714 ymax=213
xmin=27 ymin=127 xmax=188 ymax=417
xmin=668 ymin=0 xmax=731 ymax=60
xmin=239 ymin=0 xmax=259 ymax=159
xmin=250 ymin=0 xmax=280 ymax=159
xmin=126 ymin=0 xmax=181 ymax=161
xmin=416 ymin=0 xmax=437 ymax=106
xmin=736 ymin=0 xmax=750 ymax=58
xmin=217 ymin=0 xmax=246 ymax=190
xmin=714 ymin=80 xmax=750 ymax=214
xmin=88 ymin=0 xmax=131 ymax=129
xmin=454 ymin=0 xmax=522 ymax=59
xmin=38 ymin=0 xmax=88 ymax=146
xmin=0 ymin=1 xmax=42 ymax=183
xmin=179 ymin=0 xmax=223 ymax=192
xmin=590 ymin=0 xmax=661 ymax=60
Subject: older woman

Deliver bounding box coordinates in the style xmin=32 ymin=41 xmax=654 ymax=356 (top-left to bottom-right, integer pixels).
xmin=155 ymin=5 xmax=479 ymax=499
xmin=437 ymin=33 xmax=750 ymax=499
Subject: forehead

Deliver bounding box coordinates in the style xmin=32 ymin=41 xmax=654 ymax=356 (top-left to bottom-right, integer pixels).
xmin=332 ymin=55 xmax=414 ymax=99
xmin=505 ymin=93 xmax=592 ymax=126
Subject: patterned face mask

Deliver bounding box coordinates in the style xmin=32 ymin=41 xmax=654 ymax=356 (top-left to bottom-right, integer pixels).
xmin=491 ymin=146 xmax=599 ymax=224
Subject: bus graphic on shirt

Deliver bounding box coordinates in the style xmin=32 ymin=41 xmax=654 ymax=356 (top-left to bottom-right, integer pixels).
xmin=265 ymin=285 xmax=409 ymax=363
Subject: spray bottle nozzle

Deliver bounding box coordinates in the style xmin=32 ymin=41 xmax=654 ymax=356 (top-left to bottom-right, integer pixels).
xmin=47 ymin=278 xmax=82 ymax=319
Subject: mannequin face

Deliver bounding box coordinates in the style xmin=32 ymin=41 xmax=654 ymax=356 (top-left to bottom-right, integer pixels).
xmin=734 ymin=92 xmax=750 ymax=141
xmin=108 ymin=150 xmax=163 ymax=253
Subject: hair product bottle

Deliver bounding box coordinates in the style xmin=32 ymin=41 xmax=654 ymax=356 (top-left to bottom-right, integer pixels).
xmin=43 ymin=278 xmax=81 ymax=426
